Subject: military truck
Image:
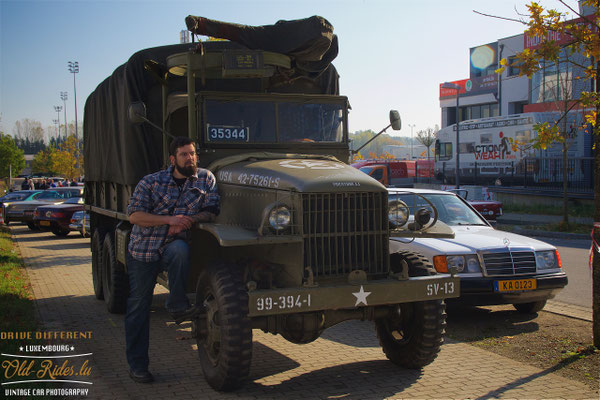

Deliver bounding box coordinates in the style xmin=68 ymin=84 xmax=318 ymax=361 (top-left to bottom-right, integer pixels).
xmin=84 ymin=16 xmax=460 ymax=391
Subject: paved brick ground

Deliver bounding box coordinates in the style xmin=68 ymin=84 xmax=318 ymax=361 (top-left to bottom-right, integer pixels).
xmin=9 ymin=225 xmax=599 ymax=399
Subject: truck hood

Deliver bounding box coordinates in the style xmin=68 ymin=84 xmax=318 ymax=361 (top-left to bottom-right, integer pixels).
xmin=390 ymin=225 xmax=555 ymax=258
xmin=211 ymin=153 xmax=386 ymax=192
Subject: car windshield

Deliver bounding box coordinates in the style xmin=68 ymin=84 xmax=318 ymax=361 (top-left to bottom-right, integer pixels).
xmin=388 ymin=192 xmax=487 ymax=226
xmin=37 ymin=191 xmax=63 ymax=199
xmin=204 ymin=98 xmax=344 ymax=144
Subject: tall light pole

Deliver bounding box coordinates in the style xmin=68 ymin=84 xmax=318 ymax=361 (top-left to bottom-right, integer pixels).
xmin=60 ymin=91 xmax=68 ymax=139
xmin=441 ymin=82 xmax=461 ymax=188
xmin=54 ymin=105 xmax=62 ymax=140
xmin=53 ymin=119 xmax=59 ymax=140
xmin=408 ymin=124 xmax=415 ymax=160
xmin=68 ymin=61 xmax=79 ymax=143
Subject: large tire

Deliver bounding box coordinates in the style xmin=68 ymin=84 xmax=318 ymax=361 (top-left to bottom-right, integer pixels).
xmin=193 ymin=264 xmax=252 ymax=392
xmin=91 ymin=230 xmax=105 ymax=300
xmin=376 ymin=300 xmax=447 ymax=368
xmin=513 ymin=300 xmax=546 ymax=314
xmin=101 ymin=234 xmax=128 ymax=314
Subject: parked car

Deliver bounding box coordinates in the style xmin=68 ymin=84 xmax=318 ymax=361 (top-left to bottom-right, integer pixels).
xmin=34 ymin=197 xmax=85 ymax=236
xmin=69 ymin=210 xmax=90 ymax=238
xmin=388 ymin=188 xmax=567 ymax=313
xmin=0 ymin=190 xmax=45 ymax=224
xmin=3 ymin=191 xmax=69 ymax=229
xmin=447 ymin=188 xmax=503 ymax=220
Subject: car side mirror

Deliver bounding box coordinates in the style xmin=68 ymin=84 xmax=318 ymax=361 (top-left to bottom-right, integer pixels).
xmin=389 ymin=110 xmax=401 ymax=131
xmin=128 ymin=102 xmax=147 ymax=124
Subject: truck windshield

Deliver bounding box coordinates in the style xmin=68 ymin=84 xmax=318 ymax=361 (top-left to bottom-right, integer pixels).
xmin=204 ymin=99 xmax=344 ymax=144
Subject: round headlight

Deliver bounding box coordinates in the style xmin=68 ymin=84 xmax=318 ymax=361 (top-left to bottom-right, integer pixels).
xmin=465 ymin=255 xmax=481 ymax=273
xmin=536 ymin=250 xmax=556 ymax=269
xmin=389 ymin=200 xmax=409 ymax=228
xmin=446 ymin=255 xmax=465 ymax=272
xmin=268 ymin=206 xmax=291 ymax=231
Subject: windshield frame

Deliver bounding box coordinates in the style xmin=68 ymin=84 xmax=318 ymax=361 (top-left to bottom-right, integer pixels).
xmin=195 ymin=92 xmax=349 ymax=148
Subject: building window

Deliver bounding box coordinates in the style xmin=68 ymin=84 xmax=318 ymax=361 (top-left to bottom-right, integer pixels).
xmin=508 ymin=56 xmax=521 ymax=76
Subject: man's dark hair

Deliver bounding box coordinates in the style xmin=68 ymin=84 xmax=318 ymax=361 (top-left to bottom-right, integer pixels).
xmin=169 ymin=136 xmax=195 ymax=157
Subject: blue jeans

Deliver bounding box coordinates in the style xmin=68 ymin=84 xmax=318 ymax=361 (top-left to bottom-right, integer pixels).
xmin=125 ymin=239 xmax=191 ymax=373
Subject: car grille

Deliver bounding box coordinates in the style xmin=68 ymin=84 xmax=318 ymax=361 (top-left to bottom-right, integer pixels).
xmin=302 ymin=192 xmax=388 ymax=277
xmin=482 ymin=251 xmax=537 ymax=276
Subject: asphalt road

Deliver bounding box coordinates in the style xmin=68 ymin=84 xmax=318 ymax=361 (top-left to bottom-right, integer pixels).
xmin=528 ymin=236 xmax=592 ymax=309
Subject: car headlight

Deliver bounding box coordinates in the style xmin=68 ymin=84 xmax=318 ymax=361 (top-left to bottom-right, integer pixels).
xmin=433 ymin=254 xmax=481 ymax=274
xmin=536 ymin=250 xmax=560 ymax=270
xmin=388 ymin=200 xmax=409 ymax=228
xmin=268 ymin=205 xmax=291 ymax=231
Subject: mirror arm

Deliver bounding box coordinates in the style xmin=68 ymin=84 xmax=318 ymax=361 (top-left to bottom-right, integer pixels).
xmin=135 ymin=113 xmax=178 ymax=141
xmin=351 ymin=123 xmax=391 ymax=155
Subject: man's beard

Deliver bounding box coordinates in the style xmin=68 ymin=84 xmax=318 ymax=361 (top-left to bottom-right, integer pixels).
xmin=175 ymin=162 xmax=197 ymax=177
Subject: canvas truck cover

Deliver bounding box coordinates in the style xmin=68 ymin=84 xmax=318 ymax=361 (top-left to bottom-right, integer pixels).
xmin=84 ymin=16 xmax=340 ymax=186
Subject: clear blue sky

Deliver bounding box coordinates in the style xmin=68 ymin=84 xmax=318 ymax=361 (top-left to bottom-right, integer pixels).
xmin=0 ymin=0 xmax=570 ymax=140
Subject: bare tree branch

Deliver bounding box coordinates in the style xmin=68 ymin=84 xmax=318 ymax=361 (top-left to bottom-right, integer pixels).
xmin=473 ymin=10 xmax=527 ymax=25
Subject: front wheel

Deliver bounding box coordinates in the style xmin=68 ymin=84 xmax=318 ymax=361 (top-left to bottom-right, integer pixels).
xmin=376 ymin=300 xmax=447 ymax=368
xmin=513 ymin=300 xmax=546 ymax=314
xmin=52 ymin=227 xmax=70 ymax=237
xmin=193 ymin=264 xmax=252 ymax=392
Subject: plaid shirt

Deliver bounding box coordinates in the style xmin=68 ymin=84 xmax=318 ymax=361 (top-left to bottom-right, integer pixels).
xmin=127 ymin=165 xmax=220 ymax=262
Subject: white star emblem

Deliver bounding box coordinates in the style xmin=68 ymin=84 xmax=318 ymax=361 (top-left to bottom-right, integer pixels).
xmin=352 ymin=285 xmax=371 ymax=306
xmin=19 ymin=346 xmax=24 ymax=352
xmin=70 ymin=346 xmax=75 ymax=351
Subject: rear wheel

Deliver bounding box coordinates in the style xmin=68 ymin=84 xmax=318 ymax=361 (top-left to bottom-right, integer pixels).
xmin=91 ymin=230 xmax=105 ymax=300
xmin=101 ymin=234 xmax=128 ymax=314
xmin=193 ymin=264 xmax=252 ymax=391
xmin=513 ymin=300 xmax=546 ymax=314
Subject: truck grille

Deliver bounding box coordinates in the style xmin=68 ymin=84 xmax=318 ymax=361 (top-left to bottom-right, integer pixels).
xmin=302 ymin=192 xmax=388 ymax=277
xmin=482 ymin=251 xmax=537 ymax=276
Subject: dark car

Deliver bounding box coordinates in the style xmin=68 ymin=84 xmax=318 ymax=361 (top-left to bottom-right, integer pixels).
xmin=0 ymin=190 xmax=45 ymax=224
xmin=3 ymin=191 xmax=68 ymax=229
xmin=448 ymin=188 xmax=503 ymax=220
xmin=34 ymin=197 xmax=85 ymax=236
xmin=52 ymin=186 xmax=84 ymax=198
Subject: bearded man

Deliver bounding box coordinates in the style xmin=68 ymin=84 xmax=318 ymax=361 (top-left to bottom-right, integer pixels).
xmin=125 ymin=136 xmax=220 ymax=383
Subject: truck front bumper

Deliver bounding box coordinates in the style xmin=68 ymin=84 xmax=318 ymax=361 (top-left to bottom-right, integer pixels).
xmin=248 ymin=275 xmax=460 ymax=317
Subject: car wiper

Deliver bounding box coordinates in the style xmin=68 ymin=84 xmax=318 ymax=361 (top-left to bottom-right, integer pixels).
xmin=455 ymin=222 xmax=488 ymax=226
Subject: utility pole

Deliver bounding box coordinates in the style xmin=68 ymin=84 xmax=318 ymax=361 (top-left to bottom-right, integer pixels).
xmin=408 ymin=124 xmax=415 ymax=160
xmin=54 ymin=105 xmax=62 ymax=139
xmin=60 ymin=92 xmax=68 ymax=139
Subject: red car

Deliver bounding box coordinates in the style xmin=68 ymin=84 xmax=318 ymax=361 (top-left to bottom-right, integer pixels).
xmin=33 ymin=197 xmax=84 ymax=236
xmin=448 ymin=189 xmax=503 ymax=220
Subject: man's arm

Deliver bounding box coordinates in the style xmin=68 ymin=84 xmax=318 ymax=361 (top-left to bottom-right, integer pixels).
xmin=130 ymin=211 xmax=194 ymax=230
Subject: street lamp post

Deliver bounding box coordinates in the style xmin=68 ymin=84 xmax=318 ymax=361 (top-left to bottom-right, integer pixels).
xmin=441 ymin=82 xmax=461 ymax=188
xmin=54 ymin=105 xmax=62 ymax=140
xmin=60 ymin=92 xmax=68 ymax=139
xmin=53 ymin=119 xmax=59 ymax=140
xmin=408 ymin=124 xmax=415 ymax=160
xmin=68 ymin=61 xmax=79 ymax=143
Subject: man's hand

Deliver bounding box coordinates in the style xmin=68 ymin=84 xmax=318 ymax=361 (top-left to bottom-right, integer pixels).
xmin=167 ymin=215 xmax=194 ymax=235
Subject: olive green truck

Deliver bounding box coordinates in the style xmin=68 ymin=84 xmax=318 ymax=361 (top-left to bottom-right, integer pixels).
xmin=83 ymin=16 xmax=460 ymax=391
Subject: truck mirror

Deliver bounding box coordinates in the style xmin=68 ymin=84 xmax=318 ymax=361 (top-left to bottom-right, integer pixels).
xmin=389 ymin=110 xmax=401 ymax=131
xmin=128 ymin=102 xmax=147 ymax=124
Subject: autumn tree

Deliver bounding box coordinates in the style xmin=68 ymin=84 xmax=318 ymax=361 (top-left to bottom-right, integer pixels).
xmin=13 ymin=118 xmax=45 ymax=143
xmin=52 ymin=135 xmax=83 ymax=179
xmin=32 ymin=147 xmax=56 ymax=176
xmin=0 ymin=132 xmax=25 ymax=179
xmin=486 ymin=0 xmax=600 ymax=346
xmin=415 ymin=126 xmax=438 ymax=162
